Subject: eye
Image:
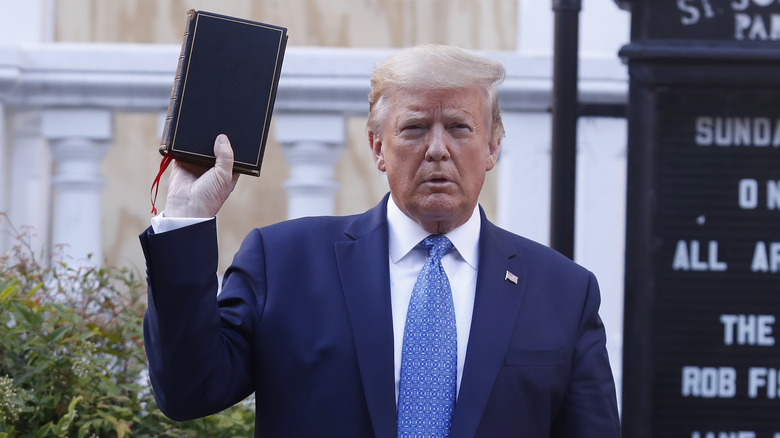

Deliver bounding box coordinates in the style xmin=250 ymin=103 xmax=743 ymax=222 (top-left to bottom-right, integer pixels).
xmin=448 ymin=122 xmax=474 ymax=136
xmin=398 ymin=123 xmax=427 ymax=138
xmin=402 ymin=124 xmax=423 ymax=131
xmin=447 ymin=119 xmax=473 ymax=129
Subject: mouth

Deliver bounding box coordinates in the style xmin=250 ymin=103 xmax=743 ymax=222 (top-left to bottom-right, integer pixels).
xmin=422 ymin=175 xmax=454 ymax=189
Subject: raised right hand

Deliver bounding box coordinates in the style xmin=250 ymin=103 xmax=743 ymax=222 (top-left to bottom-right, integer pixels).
xmin=163 ymin=134 xmax=240 ymax=218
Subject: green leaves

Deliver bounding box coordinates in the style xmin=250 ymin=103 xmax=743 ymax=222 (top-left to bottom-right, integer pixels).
xmin=0 ymin=216 xmax=254 ymax=437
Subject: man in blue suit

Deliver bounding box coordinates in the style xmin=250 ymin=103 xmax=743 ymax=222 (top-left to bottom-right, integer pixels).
xmin=141 ymin=45 xmax=620 ymax=437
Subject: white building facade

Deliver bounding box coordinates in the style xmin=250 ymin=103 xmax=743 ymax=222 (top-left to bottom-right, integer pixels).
xmin=0 ymin=0 xmax=629 ymax=404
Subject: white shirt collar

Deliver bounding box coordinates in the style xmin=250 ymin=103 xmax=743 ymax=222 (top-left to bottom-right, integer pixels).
xmin=386 ymin=194 xmax=480 ymax=269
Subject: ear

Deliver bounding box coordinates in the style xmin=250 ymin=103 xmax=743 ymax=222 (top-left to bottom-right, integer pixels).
xmin=368 ymin=130 xmax=387 ymax=172
xmin=485 ymin=135 xmax=501 ymax=171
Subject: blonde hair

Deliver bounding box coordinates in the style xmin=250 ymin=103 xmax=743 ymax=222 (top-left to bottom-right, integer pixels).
xmin=367 ymin=44 xmax=506 ymax=138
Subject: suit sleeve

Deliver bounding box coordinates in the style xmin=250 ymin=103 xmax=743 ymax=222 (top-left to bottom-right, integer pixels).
xmin=140 ymin=220 xmax=265 ymax=421
xmin=553 ymin=271 xmax=621 ymax=437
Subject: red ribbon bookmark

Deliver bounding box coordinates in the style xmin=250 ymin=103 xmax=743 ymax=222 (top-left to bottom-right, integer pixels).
xmin=150 ymin=154 xmax=174 ymax=215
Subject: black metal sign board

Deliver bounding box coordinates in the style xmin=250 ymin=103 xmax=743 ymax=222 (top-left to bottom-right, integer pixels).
xmin=633 ymin=0 xmax=780 ymax=42
xmin=635 ymin=86 xmax=780 ymax=437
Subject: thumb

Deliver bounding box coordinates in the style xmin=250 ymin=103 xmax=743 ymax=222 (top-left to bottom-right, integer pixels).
xmin=212 ymin=133 xmax=239 ymax=194
xmin=214 ymin=134 xmax=234 ymax=174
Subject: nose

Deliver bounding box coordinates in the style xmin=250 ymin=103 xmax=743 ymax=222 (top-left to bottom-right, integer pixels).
xmin=425 ymin=125 xmax=450 ymax=162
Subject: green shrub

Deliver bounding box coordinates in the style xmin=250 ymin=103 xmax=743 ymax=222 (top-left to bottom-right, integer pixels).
xmin=0 ymin=217 xmax=255 ymax=437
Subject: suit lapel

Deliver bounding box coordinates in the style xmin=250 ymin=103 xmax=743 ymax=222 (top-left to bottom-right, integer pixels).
xmin=450 ymin=216 xmax=527 ymax=438
xmin=335 ymin=196 xmax=397 ymax=438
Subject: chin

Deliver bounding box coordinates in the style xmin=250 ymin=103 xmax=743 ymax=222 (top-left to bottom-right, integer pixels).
xmin=419 ymin=193 xmax=458 ymax=208
xmin=415 ymin=195 xmax=468 ymax=218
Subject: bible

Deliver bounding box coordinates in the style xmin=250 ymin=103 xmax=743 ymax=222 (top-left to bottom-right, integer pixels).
xmin=159 ymin=10 xmax=288 ymax=176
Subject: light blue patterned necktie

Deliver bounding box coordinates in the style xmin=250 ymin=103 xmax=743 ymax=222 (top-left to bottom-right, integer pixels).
xmin=397 ymin=234 xmax=457 ymax=438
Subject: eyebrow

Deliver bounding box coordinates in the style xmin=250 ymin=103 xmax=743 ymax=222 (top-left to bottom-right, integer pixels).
xmin=443 ymin=110 xmax=476 ymax=120
xmin=396 ymin=109 xmax=477 ymax=122
xmin=394 ymin=112 xmax=428 ymax=127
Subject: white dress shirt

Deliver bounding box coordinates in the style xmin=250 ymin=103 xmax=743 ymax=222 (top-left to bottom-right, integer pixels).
xmin=152 ymin=196 xmax=481 ymax=402
xmin=386 ymin=196 xmax=479 ymax=401
xmin=151 ymin=214 xmax=209 ymax=234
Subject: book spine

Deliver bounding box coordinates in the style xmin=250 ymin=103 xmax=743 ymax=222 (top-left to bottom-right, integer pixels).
xmin=159 ymin=9 xmax=198 ymax=156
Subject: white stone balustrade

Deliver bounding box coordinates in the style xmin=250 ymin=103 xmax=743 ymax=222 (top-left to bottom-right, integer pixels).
xmin=0 ymin=42 xmax=628 ymax=256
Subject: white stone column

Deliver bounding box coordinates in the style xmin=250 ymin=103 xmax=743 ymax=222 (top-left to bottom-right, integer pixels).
xmin=275 ymin=113 xmax=346 ymax=219
xmin=41 ymin=109 xmax=112 ymax=265
xmin=6 ymin=111 xmax=52 ymax=259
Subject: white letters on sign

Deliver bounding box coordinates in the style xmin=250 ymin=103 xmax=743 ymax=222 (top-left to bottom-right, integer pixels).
xmin=751 ymin=241 xmax=780 ymax=273
xmin=720 ymin=314 xmax=775 ymax=346
xmin=690 ymin=432 xmax=755 ymax=438
xmin=681 ymin=366 xmax=737 ymax=398
xmin=673 ymin=240 xmax=728 ymax=271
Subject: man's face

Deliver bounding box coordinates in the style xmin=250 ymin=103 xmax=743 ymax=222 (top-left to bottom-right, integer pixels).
xmin=369 ymin=86 xmax=501 ymax=234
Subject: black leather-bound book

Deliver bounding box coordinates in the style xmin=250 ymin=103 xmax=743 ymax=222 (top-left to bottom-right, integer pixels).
xmin=159 ymin=10 xmax=288 ymax=176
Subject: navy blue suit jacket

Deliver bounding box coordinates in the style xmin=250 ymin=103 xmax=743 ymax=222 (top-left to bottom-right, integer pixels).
xmin=141 ymin=196 xmax=620 ymax=437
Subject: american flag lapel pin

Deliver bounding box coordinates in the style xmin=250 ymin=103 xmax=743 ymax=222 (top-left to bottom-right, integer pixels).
xmin=504 ymin=270 xmax=519 ymax=285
